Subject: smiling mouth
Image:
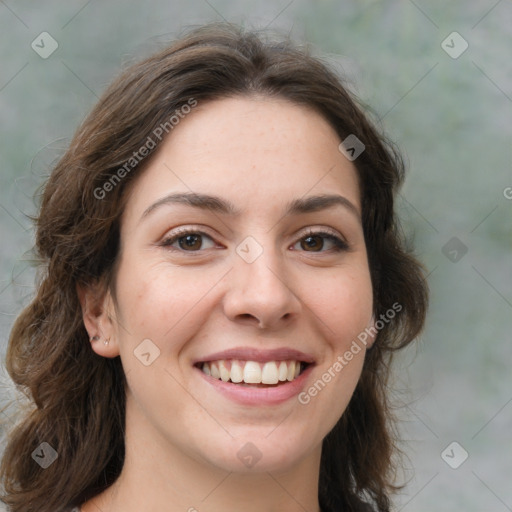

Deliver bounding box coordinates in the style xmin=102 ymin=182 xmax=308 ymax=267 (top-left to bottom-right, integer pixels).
xmin=195 ymin=359 xmax=310 ymax=386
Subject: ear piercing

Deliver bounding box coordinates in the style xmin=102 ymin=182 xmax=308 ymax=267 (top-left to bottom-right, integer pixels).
xmin=90 ymin=335 xmax=110 ymax=346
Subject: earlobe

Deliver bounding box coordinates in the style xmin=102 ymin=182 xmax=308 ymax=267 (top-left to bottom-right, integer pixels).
xmin=89 ymin=333 xmax=117 ymax=357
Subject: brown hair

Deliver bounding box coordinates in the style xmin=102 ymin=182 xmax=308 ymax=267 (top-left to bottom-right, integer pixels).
xmin=0 ymin=22 xmax=428 ymax=512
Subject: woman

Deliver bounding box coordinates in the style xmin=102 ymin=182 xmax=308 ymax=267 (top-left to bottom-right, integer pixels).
xmin=0 ymin=22 xmax=428 ymax=512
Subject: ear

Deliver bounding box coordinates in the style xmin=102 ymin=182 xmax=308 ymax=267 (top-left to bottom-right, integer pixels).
xmin=76 ymin=281 xmax=120 ymax=358
xmin=365 ymin=314 xmax=377 ymax=349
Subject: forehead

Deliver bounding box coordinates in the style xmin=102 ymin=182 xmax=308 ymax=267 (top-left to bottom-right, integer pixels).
xmin=122 ymin=96 xmax=361 ymax=222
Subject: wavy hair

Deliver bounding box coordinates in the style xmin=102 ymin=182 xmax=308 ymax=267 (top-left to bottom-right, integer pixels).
xmin=0 ymin=22 xmax=428 ymax=512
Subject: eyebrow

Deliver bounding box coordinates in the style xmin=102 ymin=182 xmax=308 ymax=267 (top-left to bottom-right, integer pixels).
xmin=140 ymin=192 xmax=361 ymax=221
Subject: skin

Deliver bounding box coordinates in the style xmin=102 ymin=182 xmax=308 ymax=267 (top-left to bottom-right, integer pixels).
xmin=79 ymin=96 xmax=375 ymax=512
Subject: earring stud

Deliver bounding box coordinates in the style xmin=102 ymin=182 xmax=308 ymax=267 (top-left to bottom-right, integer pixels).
xmin=90 ymin=335 xmax=109 ymax=346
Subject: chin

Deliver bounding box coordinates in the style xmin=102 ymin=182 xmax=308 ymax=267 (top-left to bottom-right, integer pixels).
xmin=197 ymin=427 xmax=319 ymax=474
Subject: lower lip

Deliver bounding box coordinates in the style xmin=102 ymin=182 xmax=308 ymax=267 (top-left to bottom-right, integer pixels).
xmin=196 ymin=365 xmax=314 ymax=406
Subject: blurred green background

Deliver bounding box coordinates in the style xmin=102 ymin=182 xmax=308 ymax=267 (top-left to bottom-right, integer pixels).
xmin=1 ymin=1 xmax=511 ymax=510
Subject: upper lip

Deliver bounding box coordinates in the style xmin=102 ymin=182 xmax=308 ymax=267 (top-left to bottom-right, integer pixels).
xmin=193 ymin=347 xmax=316 ymax=365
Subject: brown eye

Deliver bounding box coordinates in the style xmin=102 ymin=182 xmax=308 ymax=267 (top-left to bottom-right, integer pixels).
xmin=293 ymin=231 xmax=349 ymax=253
xmin=178 ymin=234 xmax=203 ymax=250
xmin=301 ymin=235 xmax=325 ymax=252
xmin=161 ymin=231 xmax=216 ymax=252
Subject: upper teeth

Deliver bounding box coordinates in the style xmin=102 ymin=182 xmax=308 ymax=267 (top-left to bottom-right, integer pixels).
xmin=201 ymin=360 xmax=302 ymax=384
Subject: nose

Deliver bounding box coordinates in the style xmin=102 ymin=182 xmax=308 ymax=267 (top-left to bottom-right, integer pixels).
xmin=222 ymin=246 xmax=302 ymax=329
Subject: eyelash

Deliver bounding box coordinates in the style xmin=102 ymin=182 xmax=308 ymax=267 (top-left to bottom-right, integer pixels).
xmin=299 ymin=228 xmax=349 ymax=252
xmin=159 ymin=227 xmax=349 ymax=254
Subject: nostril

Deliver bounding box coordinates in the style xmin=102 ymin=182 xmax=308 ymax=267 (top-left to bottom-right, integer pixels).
xmin=236 ymin=313 xmax=259 ymax=324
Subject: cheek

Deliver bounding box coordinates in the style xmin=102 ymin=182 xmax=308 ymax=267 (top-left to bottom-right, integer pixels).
xmin=113 ymin=257 xmax=219 ymax=351
xmin=297 ymin=262 xmax=372 ymax=418
xmin=111 ymin=260 xmax=218 ymax=423
xmin=307 ymin=264 xmax=374 ymax=347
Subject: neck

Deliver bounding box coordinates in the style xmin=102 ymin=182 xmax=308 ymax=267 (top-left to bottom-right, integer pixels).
xmin=82 ymin=399 xmax=322 ymax=512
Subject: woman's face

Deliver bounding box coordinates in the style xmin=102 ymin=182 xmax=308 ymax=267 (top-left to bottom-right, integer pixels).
xmin=101 ymin=96 xmax=374 ymax=474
